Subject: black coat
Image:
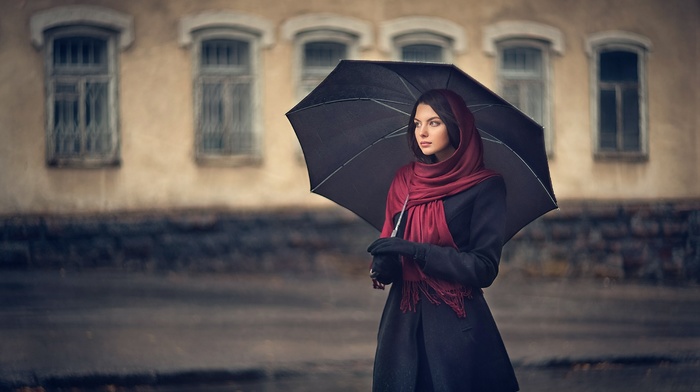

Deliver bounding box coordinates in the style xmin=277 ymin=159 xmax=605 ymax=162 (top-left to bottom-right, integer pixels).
xmin=373 ymin=176 xmax=519 ymax=392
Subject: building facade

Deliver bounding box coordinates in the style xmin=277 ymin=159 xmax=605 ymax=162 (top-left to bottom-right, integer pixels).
xmin=1 ymin=0 xmax=698 ymax=280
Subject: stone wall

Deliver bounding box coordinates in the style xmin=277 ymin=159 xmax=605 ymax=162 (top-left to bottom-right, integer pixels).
xmin=1 ymin=201 xmax=699 ymax=283
xmin=503 ymin=201 xmax=700 ymax=283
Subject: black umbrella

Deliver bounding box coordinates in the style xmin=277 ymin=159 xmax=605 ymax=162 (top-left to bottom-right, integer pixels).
xmin=286 ymin=60 xmax=557 ymax=242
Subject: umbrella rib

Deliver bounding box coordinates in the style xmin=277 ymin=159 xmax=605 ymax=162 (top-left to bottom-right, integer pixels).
xmin=370 ymin=98 xmax=411 ymax=116
xmin=397 ymin=76 xmax=418 ymax=101
xmin=311 ymin=125 xmax=408 ymax=192
xmin=469 ymin=103 xmax=513 ymax=112
xmin=479 ymin=129 xmax=558 ymax=206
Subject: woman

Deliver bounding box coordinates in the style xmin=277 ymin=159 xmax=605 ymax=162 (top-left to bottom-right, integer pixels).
xmin=367 ymin=89 xmax=519 ymax=392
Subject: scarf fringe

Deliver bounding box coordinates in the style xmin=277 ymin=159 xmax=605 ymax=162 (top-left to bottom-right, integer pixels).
xmin=400 ymin=279 xmax=472 ymax=319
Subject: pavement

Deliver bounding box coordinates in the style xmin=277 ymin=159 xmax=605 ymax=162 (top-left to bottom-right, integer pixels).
xmin=1 ymin=269 xmax=699 ymax=391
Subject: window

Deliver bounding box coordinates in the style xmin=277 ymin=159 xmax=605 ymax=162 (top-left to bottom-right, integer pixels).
xmin=30 ymin=6 xmax=132 ymax=167
xmin=586 ymin=31 xmax=651 ymax=160
xmin=282 ymin=14 xmax=372 ymax=99
xmin=179 ymin=12 xmax=274 ymax=165
xmin=300 ymin=37 xmax=348 ymax=97
xmin=380 ymin=17 xmax=466 ymax=63
xmin=197 ymin=37 xmax=254 ymax=156
xmin=497 ymin=42 xmax=548 ymax=140
xmin=48 ymin=30 xmax=116 ymax=165
xmin=598 ymin=50 xmax=641 ymax=153
xmin=484 ymin=21 xmax=564 ymax=156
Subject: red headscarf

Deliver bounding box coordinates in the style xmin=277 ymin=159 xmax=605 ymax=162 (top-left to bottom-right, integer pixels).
xmin=378 ymin=89 xmax=499 ymax=318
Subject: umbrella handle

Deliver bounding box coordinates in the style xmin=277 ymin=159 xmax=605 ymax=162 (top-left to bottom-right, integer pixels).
xmin=390 ymin=194 xmax=409 ymax=238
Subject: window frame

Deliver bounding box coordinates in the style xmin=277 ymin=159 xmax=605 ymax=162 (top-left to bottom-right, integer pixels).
xmin=589 ymin=38 xmax=649 ymax=162
xmin=483 ymin=21 xmax=563 ymax=158
xmin=44 ymin=25 xmax=121 ymax=167
xmin=495 ymin=38 xmax=553 ymax=156
xmin=191 ymin=28 xmax=263 ymax=166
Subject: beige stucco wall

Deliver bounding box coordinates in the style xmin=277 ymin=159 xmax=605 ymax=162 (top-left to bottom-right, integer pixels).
xmin=0 ymin=0 xmax=698 ymax=216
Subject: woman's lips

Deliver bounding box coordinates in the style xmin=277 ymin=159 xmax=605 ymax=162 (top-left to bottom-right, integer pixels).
xmin=420 ymin=142 xmax=431 ymax=147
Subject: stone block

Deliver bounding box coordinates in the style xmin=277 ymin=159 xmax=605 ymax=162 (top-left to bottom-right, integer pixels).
xmin=2 ymin=216 xmax=43 ymax=241
xmin=44 ymin=216 xmax=102 ymax=239
xmin=0 ymin=243 xmax=30 ymax=268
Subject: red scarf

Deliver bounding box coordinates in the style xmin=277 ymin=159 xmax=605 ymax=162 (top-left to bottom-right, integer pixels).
xmin=378 ymin=89 xmax=499 ymax=318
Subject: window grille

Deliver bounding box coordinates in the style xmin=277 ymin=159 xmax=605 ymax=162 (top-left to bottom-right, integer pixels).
xmin=499 ymin=46 xmax=545 ymax=127
xmin=196 ymin=38 xmax=254 ymax=156
xmin=47 ymin=33 xmax=118 ymax=166
xmin=300 ymin=41 xmax=346 ymax=96
xmin=401 ymin=44 xmax=443 ymax=63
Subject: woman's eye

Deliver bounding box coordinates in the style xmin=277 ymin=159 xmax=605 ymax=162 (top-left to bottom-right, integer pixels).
xmin=430 ymin=121 xmax=441 ymax=126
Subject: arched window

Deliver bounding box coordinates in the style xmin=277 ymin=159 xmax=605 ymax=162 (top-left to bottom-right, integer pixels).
xmin=180 ymin=12 xmax=274 ymax=165
xmin=586 ymin=31 xmax=652 ymax=160
xmin=297 ymin=31 xmax=352 ymax=98
xmin=484 ymin=21 xmax=564 ymax=156
xmin=31 ymin=5 xmax=133 ymax=167
xmin=282 ymin=13 xmax=372 ymax=99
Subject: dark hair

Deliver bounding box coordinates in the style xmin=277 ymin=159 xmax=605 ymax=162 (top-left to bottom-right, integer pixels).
xmin=407 ymin=90 xmax=461 ymax=163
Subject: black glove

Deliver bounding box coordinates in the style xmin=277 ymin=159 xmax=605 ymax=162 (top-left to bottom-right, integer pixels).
xmin=367 ymin=237 xmax=430 ymax=265
xmin=369 ymin=253 xmax=401 ymax=285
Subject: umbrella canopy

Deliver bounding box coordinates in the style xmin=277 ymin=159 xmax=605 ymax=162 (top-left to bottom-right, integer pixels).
xmin=286 ymin=60 xmax=557 ymax=242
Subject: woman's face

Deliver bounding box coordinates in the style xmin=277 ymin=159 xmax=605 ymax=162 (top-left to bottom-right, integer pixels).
xmin=413 ymin=103 xmax=456 ymax=162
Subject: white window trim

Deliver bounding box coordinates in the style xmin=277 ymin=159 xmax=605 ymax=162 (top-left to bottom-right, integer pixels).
xmin=482 ymin=20 xmax=564 ymax=56
xmin=178 ymin=11 xmax=275 ymax=49
xmin=180 ymin=12 xmax=273 ymax=165
xmin=379 ymin=16 xmax=466 ymax=60
xmin=586 ymin=31 xmax=651 ymax=161
xmin=281 ymin=13 xmax=373 ymax=50
xmin=30 ymin=5 xmax=133 ymax=50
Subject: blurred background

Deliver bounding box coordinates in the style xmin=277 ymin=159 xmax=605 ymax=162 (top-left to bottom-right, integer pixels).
xmin=0 ymin=0 xmax=698 ymax=390
xmin=0 ymin=0 xmax=698 ymax=281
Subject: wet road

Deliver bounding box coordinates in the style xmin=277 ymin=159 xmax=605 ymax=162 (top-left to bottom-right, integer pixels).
xmin=1 ymin=271 xmax=699 ymax=391
xmin=75 ymin=361 xmax=700 ymax=391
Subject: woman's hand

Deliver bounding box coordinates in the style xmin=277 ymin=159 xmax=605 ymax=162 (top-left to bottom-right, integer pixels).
xmin=367 ymin=237 xmax=429 ymax=262
xmin=369 ymin=254 xmax=401 ymax=284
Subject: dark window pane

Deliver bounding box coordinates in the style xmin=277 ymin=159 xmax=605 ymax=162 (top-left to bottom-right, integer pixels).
xmin=202 ymin=39 xmax=250 ymax=68
xmin=304 ymin=42 xmax=346 ymax=67
xmin=526 ymin=81 xmax=544 ymax=124
xmin=622 ymin=87 xmax=640 ymax=151
xmin=85 ymin=82 xmax=110 ymax=154
xmin=201 ymin=82 xmax=225 ymax=152
xmin=502 ymin=47 xmax=542 ymax=75
xmin=599 ymin=89 xmax=618 ymax=150
xmin=402 ymin=44 xmax=443 ymax=63
xmin=54 ymin=98 xmax=79 ymax=155
xmin=600 ymin=51 xmax=638 ymax=82
xmin=501 ymin=82 xmax=521 ymax=108
xmin=54 ymin=37 xmax=106 ymax=68
xmin=500 ymin=46 xmax=544 ymax=124
xmin=230 ymin=82 xmax=253 ymax=153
